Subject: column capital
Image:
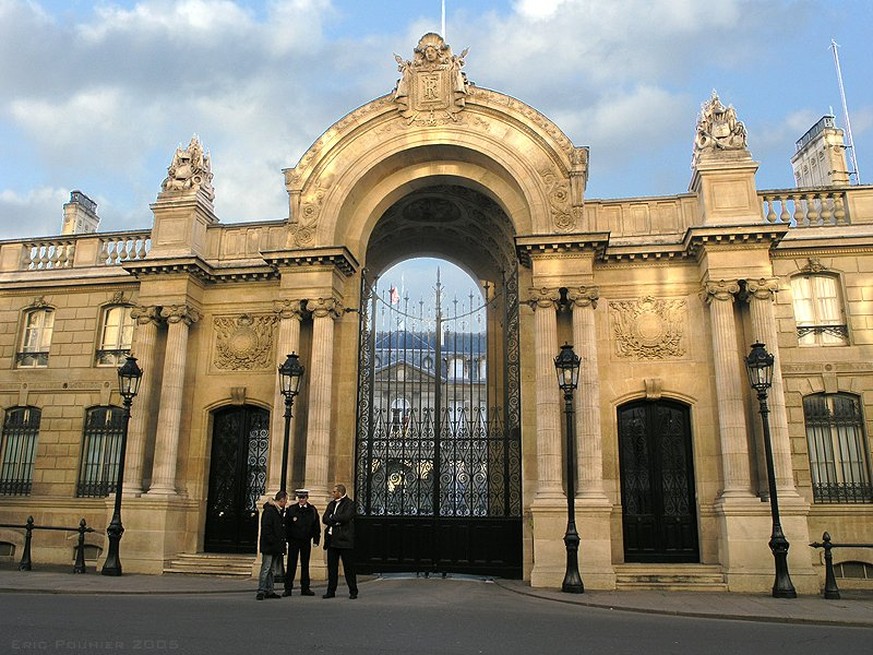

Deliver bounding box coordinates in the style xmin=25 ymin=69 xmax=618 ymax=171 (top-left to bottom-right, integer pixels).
xmin=307 ymin=296 xmax=342 ymax=319
xmin=130 ymin=305 xmax=162 ymax=326
xmin=274 ymin=298 xmax=305 ymax=321
xmin=701 ymin=279 xmax=740 ymax=304
xmin=567 ymin=285 xmax=599 ymax=309
xmin=744 ymin=277 xmax=780 ymax=302
xmin=526 ymin=287 xmax=561 ymax=311
xmin=161 ymin=304 xmax=201 ymax=325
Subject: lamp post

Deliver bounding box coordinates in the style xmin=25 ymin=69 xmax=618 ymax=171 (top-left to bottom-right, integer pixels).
xmin=554 ymin=343 xmax=584 ymax=593
xmin=277 ymin=353 xmax=305 ymax=494
xmin=102 ymin=355 xmax=143 ymax=576
xmin=745 ymin=342 xmax=797 ymax=598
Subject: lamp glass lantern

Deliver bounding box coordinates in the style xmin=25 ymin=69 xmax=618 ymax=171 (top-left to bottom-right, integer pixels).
xmin=117 ymin=356 xmax=143 ymax=401
xmin=745 ymin=342 xmax=774 ymax=392
xmin=554 ymin=343 xmax=581 ymax=392
xmin=278 ymin=353 xmax=305 ymax=398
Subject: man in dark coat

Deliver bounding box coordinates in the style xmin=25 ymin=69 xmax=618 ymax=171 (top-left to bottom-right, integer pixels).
xmin=322 ymin=483 xmax=358 ymax=599
xmin=256 ymin=490 xmax=287 ymax=600
xmin=283 ymin=488 xmax=320 ymax=596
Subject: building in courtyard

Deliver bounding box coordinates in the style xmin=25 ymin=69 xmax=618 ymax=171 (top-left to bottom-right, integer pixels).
xmin=0 ymin=34 xmax=872 ymax=593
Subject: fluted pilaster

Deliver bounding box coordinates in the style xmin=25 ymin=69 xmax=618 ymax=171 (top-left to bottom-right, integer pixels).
xmin=703 ymin=280 xmax=753 ymax=497
xmin=528 ymin=288 xmax=562 ymax=500
xmin=269 ymin=300 xmax=304 ymax=492
xmin=568 ymin=286 xmax=607 ymax=500
xmin=147 ymin=304 xmax=200 ymax=495
xmin=123 ymin=305 xmax=161 ymax=495
xmin=745 ymin=278 xmax=796 ymax=493
xmin=304 ymin=297 xmax=341 ymax=496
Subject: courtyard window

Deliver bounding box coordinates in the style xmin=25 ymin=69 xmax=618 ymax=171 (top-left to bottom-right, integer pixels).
xmin=803 ymin=393 xmax=873 ymax=503
xmin=96 ymin=305 xmax=134 ymax=366
xmin=791 ymin=274 xmax=848 ymax=346
xmin=0 ymin=407 xmax=41 ymax=496
xmin=77 ymin=406 xmax=124 ymax=498
xmin=17 ymin=309 xmax=54 ymax=367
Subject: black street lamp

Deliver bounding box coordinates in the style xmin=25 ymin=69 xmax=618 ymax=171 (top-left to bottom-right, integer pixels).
xmin=277 ymin=353 xmax=305 ymax=494
xmin=745 ymin=342 xmax=797 ymax=598
xmin=554 ymin=343 xmax=584 ymax=594
xmin=102 ymin=355 xmax=143 ymax=576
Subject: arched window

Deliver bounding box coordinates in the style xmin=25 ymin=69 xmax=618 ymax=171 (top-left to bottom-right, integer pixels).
xmin=77 ymin=406 xmax=125 ymax=497
xmin=791 ymin=273 xmax=848 ymax=346
xmin=96 ymin=305 xmax=134 ymax=366
xmin=17 ymin=309 xmax=54 ymax=367
xmin=803 ymin=393 xmax=872 ymax=503
xmin=0 ymin=407 xmax=41 ymax=496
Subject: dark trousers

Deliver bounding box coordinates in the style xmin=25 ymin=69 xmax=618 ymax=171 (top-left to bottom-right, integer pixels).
xmin=326 ymin=547 xmax=358 ymax=595
xmin=285 ymin=539 xmax=312 ymax=592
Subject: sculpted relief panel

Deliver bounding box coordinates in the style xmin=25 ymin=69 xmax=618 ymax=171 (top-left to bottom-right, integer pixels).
xmin=213 ymin=314 xmax=276 ymax=371
xmin=609 ymin=296 xmax=688 ymax=360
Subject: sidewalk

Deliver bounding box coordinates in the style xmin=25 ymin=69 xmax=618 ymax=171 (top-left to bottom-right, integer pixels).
xmin=1 ymin=569 xmax=871 ymax=628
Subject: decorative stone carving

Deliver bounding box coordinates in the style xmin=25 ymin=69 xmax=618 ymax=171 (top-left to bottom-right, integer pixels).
xmin=214 ymin=314 xmax=276 ymax=371
xmin=799 ymin=258 xmax=826 ymax=274
xmin=273 ymin=299 xmax=305 ymax=321
xmin=130 ymin=305 xmax=161 ymax=326
xmin=161 ymin=304 xmax=201 ymax=326
xmin=745 ymin=277 xmax=780 ymax=302
xmin=539 ymin=167 xmax=575 ymax=231
xmin=525 ymin=287 xmax=561 ymax=311
xmin=567 ymin=286 xmax=599 ymax=309
xmin=693 ymin=91 xmax=748 ymax=156
xmin=306 ymin=297 xmax=342 ymax=320
xmin=27 ymin=296 xmax=49 ymax=309
xmin=393 ymin=33 xmax=470 ymax=125
xmin=701 ymin=279 xmax=740 ymax=304
xmin=161 ymin=136 xmax=214 ymax=201
xmin=609 ymin=296 xmax=687 ymax=359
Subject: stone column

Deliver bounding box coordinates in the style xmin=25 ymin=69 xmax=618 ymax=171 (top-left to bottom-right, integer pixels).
xmin=304 ymin=297 xmax=340 ymax=496
xmin=123 ymin=305 xmax=161 ymax=495
xmin=568 ymin=286 xmax=607 ymax=500
xmin=745 ymin=278 xmax=795 ymax=493
xmin=702 ymin=280 xmax=753 ymax=497
xmin=147 ymin=304 xmax=200 ymax=496
xmin=269 ymin=300 xmax=303 ymax=492
xmin=528 ymin=288 xmax=562 ymax=501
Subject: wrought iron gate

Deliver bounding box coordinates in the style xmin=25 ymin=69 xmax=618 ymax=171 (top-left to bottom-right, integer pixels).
xmin=618 ymin=400 xmax=699 ymax=562
xmin=354 ymin=269 xmax=522 ymax=577
xmin=204 ymin=405 xmax=269 ymax=553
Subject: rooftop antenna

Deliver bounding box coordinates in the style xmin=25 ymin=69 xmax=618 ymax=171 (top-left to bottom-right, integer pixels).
xmin=831 ymin=39 xmax=861 ymax=184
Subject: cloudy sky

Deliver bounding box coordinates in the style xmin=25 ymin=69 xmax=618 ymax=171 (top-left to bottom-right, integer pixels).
xmin=1 ymin=0 xmax=871 ymax=246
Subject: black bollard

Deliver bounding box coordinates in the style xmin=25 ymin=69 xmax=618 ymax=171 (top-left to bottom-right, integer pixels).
xmin=18 ymin=516 xmax=34 ymax=571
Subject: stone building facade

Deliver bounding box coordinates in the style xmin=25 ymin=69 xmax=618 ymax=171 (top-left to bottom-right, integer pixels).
xmin=0 ymin=35 xmax=871 ymax=593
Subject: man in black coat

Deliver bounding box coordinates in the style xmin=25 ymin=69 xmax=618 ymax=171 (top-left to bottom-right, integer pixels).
xmin=283 ymin=488 xmax=320 ymax=596
xmin=322 ymin=483 xmax=358 ymax=599
xmin=256 ymin=490 xmax=287 ymax=600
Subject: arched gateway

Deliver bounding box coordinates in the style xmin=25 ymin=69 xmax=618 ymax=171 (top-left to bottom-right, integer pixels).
xmin=279 ymin=34 xmax=590 ymax=579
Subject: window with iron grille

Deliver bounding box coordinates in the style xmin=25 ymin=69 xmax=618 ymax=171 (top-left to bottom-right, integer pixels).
xmin=96 ymin=305 xmax=134 ymax=366
xmin=17 ymin=309 xmax=54 ymax=367
xmin=77 ymin=406 xmax=124 ymax=498
xmin=0 ymin=407 xmax=41 ymax=496
xmin=803 ymin=393 xmax=873 ymax=503
xmin=790 ymin=274 xmax=848 ymax=346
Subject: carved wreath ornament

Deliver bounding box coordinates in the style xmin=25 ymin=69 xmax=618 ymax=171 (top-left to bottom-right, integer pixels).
xmin=609 ymin=296 xmax=687 ymax=360
xmin=213 ymin=314 xmax=275 ymax=371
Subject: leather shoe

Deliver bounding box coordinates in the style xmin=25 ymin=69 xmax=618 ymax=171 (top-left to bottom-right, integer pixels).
xmin=349 ymin=593 xmax=358 ymax=599
xmin=266 ymin=592 xmax=281 ymax=599
xmin=322 ymin=593 xmax=335 ymax=599
xmin=282 ymin=590 xmax=292 ymax=597
xmin=256 ymin=593 xmax=265 ymax=601
xmin=300 ymin=589 xmax=315 ymax=596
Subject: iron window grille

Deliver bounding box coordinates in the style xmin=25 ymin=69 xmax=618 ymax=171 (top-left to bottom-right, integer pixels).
xmin=77 ymin=406 xmax=125 ymax=498
xmin=803 ymin=393 xmax=873 ymax=503
xmin=0 ymin=407 xmax=41 ymax=496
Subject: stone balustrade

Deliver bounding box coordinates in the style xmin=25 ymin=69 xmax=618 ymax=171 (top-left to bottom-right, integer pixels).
xmin=760 ymin=189 xmax=849 ymax=227
xmin=0 ymin=231 xmax=151 ymax=272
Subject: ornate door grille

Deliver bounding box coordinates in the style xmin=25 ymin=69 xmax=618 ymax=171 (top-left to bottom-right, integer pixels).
xmin=204 ymin=405 xmax=270 ymax=553
xmin=355 ymin=269 xmax=522 ymax=577
xmin=618 ymin=400 xmax=699 ymax=562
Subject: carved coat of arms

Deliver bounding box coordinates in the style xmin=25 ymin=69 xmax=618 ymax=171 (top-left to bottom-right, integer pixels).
xmin=393 ymin=33 xmax=470 ymax=125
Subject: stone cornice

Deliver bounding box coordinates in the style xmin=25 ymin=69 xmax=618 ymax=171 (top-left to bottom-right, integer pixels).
xmin=261 ymin=246 xmax=359 ymax=277
xmin=515 ymin=233 xmax=609 ymax=267
xmin=123 ymin=256 xmax=275 ymax=284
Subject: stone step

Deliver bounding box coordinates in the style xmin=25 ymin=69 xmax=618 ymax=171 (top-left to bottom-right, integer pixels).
xmin=164 ymin=553 xmax=255 ymax=578
xmin=614 ymin=564 xmax=728 ymax=591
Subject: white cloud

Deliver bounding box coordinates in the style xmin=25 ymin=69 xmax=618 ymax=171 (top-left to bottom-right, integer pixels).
xmin=0 ymin=187 xmax=70 ymax=240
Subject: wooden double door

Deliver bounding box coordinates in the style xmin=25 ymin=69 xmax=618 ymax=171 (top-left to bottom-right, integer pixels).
xmin=618 ymin=400 xmax=699 ymax=563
